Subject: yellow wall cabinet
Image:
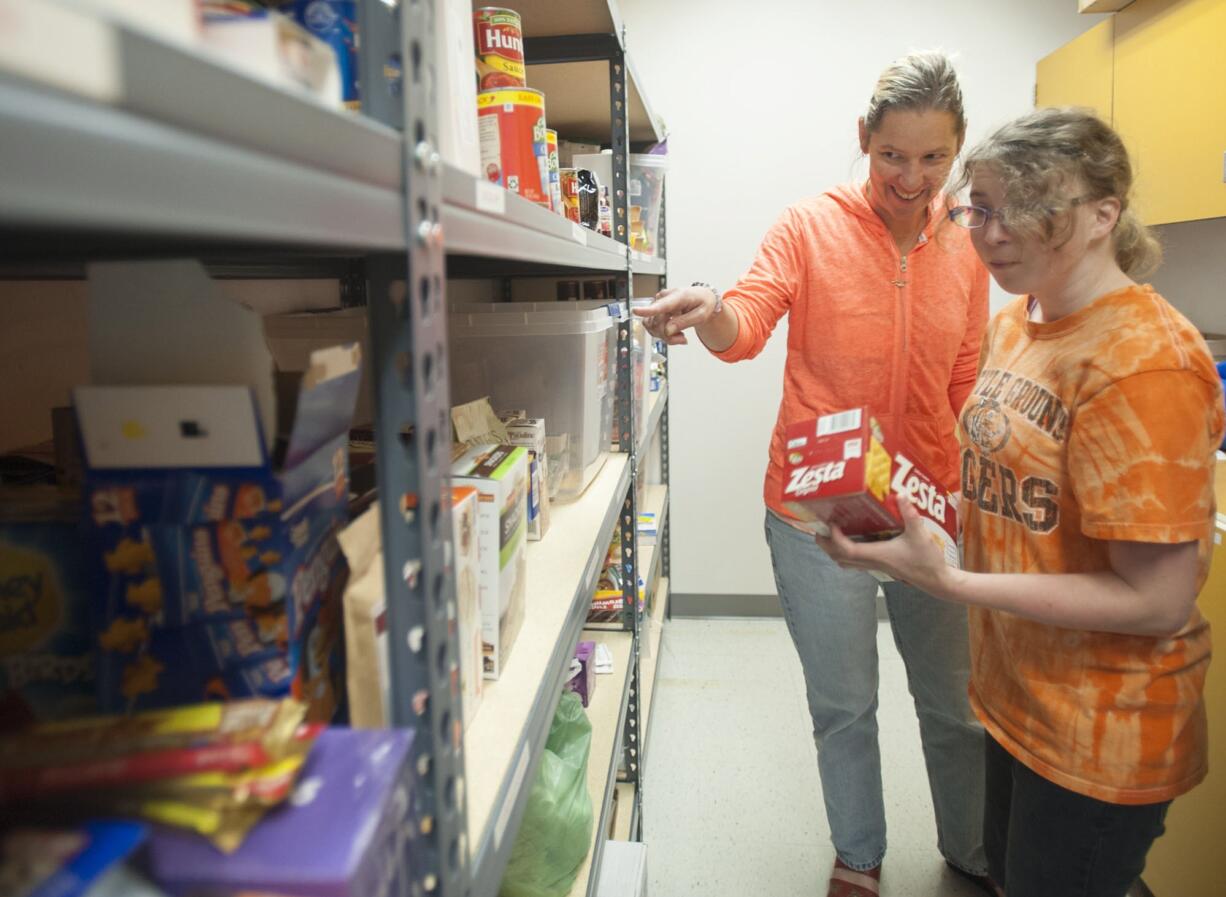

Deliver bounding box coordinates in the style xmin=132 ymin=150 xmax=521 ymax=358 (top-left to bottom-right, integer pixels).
xmin=1036 ymin=18 xmax=1114 ymax=120
xmin=1036 ymin=0 xmax=1226 ymax=226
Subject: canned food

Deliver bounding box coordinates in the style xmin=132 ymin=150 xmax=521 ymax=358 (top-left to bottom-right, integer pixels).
xmin=545 ymin=129 xmax=562 ymax=215
xmin=474 ymin=7 xmax=525 ymax=90
xmin=582 ymin=280 xmax=609 ymax=301
xmin=478 ymin=88 xmax=549 ymax=206
xmin=558 ymin=168 xmax=581 ymax=224
xmin=576 ymin=169 xmax=600 ymax=231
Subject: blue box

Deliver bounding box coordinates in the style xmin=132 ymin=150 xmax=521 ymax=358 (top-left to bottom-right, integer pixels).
xmin=75 ymin=261 xmax=360 ymax=719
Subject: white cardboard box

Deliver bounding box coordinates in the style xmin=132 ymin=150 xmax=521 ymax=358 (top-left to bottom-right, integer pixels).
xmin=595 ymin=841 xmax=648 ymax=897
xmin=450 ymin=485 xmax=483 ymax=724
xmin=452 ymin=444 xmax=528 ymax=679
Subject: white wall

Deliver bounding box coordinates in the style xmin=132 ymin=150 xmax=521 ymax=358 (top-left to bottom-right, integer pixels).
xmin=1149 ymin=217 xmax=1226 ymax=335
xmin=618 ymin=0 xmax=1101 ymax=599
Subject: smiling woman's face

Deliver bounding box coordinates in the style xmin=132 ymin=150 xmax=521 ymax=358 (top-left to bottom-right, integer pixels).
xmin=859 ymin=107 xmax=961 ymax=228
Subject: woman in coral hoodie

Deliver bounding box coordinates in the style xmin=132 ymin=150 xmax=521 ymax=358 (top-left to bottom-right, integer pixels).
xmin=635 ymin=52 xmax=991 ymax=897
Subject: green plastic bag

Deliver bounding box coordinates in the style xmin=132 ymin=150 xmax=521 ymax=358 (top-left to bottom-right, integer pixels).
xmin=499 ymin=691 xmax=595 ymax=897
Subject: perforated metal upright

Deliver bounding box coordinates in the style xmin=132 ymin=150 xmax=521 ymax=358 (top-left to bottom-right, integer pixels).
xmin=359 ymin=2 xmax=469 ymax=896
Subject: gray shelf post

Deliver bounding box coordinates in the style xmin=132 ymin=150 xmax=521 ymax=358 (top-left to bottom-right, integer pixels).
xmin=359 ymin=2 xmax=469 ymax=896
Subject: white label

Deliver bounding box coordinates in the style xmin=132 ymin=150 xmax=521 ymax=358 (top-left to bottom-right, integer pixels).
xmin=786 ymin=437 xmax=808 ymax=450
xmin=844 ymin=438 xmax=863 ymax=460
xmin=475 ymin=180 xmax=506 ymax=215
xmin=494 ymin=743 xmax=532 ymax=849
xmin=817 ymin=408 xmax=862 ymax=437
xmin=571 ymin=222 xmax=588 ymax=245
xmin=477 ymin=114 xmax=501 ymax=184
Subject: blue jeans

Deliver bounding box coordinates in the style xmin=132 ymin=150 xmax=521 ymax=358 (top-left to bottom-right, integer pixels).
xmin=985 ymin=735 xmax=1169 ymax=897
xmin=764 ymin=511 xmax=988 ymax=874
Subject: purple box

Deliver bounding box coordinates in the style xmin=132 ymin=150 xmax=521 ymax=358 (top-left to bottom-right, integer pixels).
xmin=564 ymin=640 xmax=596 ymax=707
xmin=147 ymin=727 xmax=418 ymax=897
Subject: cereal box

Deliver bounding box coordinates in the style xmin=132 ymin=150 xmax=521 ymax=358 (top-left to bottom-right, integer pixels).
xmin=451 ymin=444 xmax=527 ymax=679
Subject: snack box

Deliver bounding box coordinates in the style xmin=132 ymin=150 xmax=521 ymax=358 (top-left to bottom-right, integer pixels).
xmin=0 ymin=489 xmax=96 ymax=730
xmin=451 ymin=444 xmax=528 ymax=679
xmin=782 ymin=408 xmax=959 ymax=569
xmin=498 ymin=412 xmax=551 ymax=541
xmin=450 ymin=486 xmax=484 ymax=725
xmin=147 ymin=727 xmax=421 ymax=897
xmin=76 ymin=261 xmax=359 ymax=719
xmin=564 ymin=640 xmax=596 ymax=708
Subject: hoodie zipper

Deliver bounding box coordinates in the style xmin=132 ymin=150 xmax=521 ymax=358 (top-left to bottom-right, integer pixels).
xmin=889 ymin=251 xmax=910 ymax=424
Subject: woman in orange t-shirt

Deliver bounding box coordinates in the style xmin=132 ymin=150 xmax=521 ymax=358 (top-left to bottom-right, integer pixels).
xmin=822 ymin=108 xmax=1224 ymax=897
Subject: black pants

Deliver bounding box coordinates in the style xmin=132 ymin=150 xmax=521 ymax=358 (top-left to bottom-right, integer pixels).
xmin=985 ymin=735 xmax=1170 ymax=897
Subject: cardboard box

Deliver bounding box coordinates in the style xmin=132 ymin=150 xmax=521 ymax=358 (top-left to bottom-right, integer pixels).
xmin=76 ymin=261 xmax=359 ymax=719
xmin=452 ymin=444 xmax=528 ymax=679
xmin=0 ymin=489 xmax=96 ymax=729
xmin=451 ymin=486 xmax=484 ymax=725
xmin=498 ymin=412 xmax=552 ymax=541
xmin=201 ymin=4 xmax=343 ymax=107
xmin=782 ymin=408 xmax=959 ymax=571
xmin=147 ymin=727 xmax=422 ymax=897
xmin=339 ymin=487 xmax=483 ymax=729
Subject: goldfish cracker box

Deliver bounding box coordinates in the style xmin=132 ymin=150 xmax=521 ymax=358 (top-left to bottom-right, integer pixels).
xmin=782 ymin=408 xmax=960 ymax=574
xmin=451 ymin=444 xmax=528 ymax=679
xmin=73 ymin=260 xmax=359 ymax=719
xmin=0 ymin=488 xmax=96 ymax=730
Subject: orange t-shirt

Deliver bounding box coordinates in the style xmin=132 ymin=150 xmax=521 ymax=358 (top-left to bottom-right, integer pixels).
xmin=712 ymin=183 xmax=989 ymax=513
xmin=961 ymin=285 xmax=1224 ymax=804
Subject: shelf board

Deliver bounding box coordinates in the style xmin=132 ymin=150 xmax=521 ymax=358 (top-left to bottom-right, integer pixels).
xmin=612 ymin=782 xmax=636 ymax=842
xmin=640 ymin=576 xmax=669 ymax=753
xmin=0 ymin=75 xmax=404 ymax=258
xmin=443 ymin=165 xmax=632 ymax=275
xmin=513 ymin=0 xmax=625 ymax=43
xmin=466 ymin=454 xmax=631 ymax=895
xmin=631 ymin=252 xmax=666 ymax=276
xmin=524 ymin=60 xmax=662 ymax=146
xmin=636 ymin=383 xmax=668 ymax=460
xmin=566 ymin=629 xmax=635 ymax=897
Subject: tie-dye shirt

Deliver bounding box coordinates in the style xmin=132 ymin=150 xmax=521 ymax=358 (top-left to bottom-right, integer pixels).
xmin=960 ymin=284 xmax=1224 ymax=805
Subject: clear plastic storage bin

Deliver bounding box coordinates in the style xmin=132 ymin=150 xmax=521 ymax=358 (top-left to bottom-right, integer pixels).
xmin=448 ymin=303 xmax=620 ymax=501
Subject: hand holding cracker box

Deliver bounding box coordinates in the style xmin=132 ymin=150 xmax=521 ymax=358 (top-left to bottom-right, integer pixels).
xmin=781 ymin=408 xmax=960 ymax=574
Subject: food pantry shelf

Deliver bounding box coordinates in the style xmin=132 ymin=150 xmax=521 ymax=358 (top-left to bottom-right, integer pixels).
xmin=524 ymin=58 xmax=663 ymax=146
xmin=631 ymin=252 xmax=666 ymax=276
xmin=442 ymin=166 xmax=632 ymax=274
xmin=637 ymin=383 xmax=668 ymax=460
xmin=566 ymin=630 xmax=635 ymax=897
xmin=639 ymin=577 xmax=670 ymax=759
xmin=0 ymin=77 xmax=404 ymax=257
xmin=466 ymin=454 xmax=631 ymax=894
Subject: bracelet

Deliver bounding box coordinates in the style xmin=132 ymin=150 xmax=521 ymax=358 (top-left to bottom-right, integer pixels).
xmin=691 ymin=281 xmax=723 ymax=315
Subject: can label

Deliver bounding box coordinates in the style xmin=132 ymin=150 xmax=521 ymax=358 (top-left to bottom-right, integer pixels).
xmin=477 ymin=88 xmax=549 ymax=206
xmin=545 ymin=129 xmax=562 ymax=214
xmin=558 ymin=168 xmax=581 ymax=224
xmin=474 ymin=8 xmax=526 ymax=90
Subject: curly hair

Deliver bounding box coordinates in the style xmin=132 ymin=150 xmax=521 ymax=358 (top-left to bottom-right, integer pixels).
xmin=954 ymin=107 xmax=1161 ymax=277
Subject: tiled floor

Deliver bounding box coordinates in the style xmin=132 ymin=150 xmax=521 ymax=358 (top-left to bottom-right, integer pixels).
xmin=641 ymin=617 xmax=985 ymax=896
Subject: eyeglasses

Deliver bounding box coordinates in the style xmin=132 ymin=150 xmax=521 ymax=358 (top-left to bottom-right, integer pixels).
xmin=948 ymin=195 xmax=1093 ymax=229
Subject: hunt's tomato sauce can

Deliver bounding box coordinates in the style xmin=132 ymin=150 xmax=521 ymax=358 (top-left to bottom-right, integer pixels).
xmin=477 ymin=88 xmax=550 ymax=206
xmin=474 ymin=7 xmax=525 ymax=90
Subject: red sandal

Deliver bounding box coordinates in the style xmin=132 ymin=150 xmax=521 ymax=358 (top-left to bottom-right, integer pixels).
xmin=827 ymin=857 xmax=881 ymax=897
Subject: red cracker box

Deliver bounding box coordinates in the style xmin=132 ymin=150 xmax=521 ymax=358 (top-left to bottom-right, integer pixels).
xmin=782 ymin=409 xmax=959 ymax=570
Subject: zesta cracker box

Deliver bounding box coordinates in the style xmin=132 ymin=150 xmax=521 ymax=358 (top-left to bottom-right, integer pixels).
xmin=781 ymin=408 xmax=959 ymax=573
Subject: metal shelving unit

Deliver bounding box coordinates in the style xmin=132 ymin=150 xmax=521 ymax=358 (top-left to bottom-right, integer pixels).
xmin=0 ymin=0 xmax=669 ymax=894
